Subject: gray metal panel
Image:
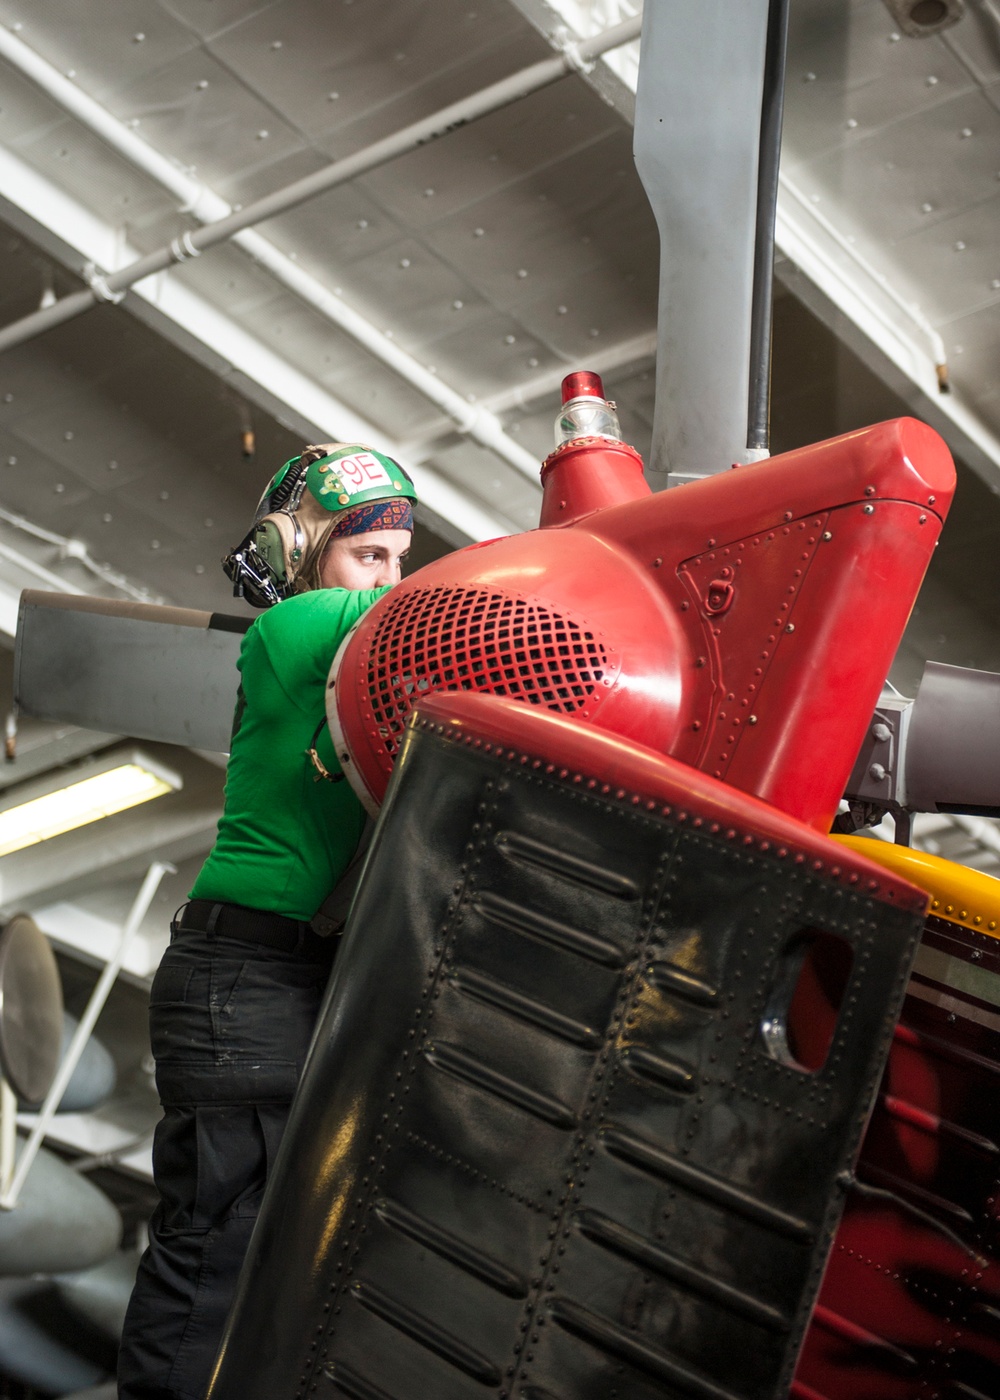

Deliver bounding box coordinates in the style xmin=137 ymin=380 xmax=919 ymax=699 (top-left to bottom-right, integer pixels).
xmin=107 ymin=47 xmax=309 ymax=197
xmin=633 ymin=0 xmax=771 ymax=481
xmin=158 ymin=0 xmax=280 ymax=41
xmin=843 ymin=694 xmax=913 ymax=809
xmin=905 ymin=659 xmax=1000 ymax=813
xmin=14 ymin=593 xmax=246 ymax=753
xmin=8 ymin=118 xmax=174 ymax=228
xmin=0 ymin=0 xmax=198 ymax=103
xmin=799 ymin=87 xmax=1000 ymax=249
xmin=886 ymin=189 xmax=1000 ymax=325
xmin=205 ymin=0 xmax=534 ymax=147
xmin=780 ymin=0 xmax=1000 ymax=444
xmin=782 ymin=1 xmax=977 ymax=165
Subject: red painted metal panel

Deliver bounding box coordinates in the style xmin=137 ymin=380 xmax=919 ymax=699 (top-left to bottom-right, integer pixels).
xmin=331 ymin=526 xmax=690 ymax=808
xmin=332 ymin=417 xmax=955 ymax=831
xmin=583 ymin=418 xmax=954 ymax=829
xmin=538 ymin=435 xmax=650 ymax=527
xmin=722 ymin=498 xmax=937 ymax=820
xmin=794 ymin=914 xmax=1000 ymax=1400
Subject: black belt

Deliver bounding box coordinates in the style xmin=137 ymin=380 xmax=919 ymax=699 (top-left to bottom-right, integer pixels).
xmin=175 ymin=900 xmax=335 ymax=961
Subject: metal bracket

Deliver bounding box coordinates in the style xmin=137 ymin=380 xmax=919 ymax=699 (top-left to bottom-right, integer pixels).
xmin=554 ymin=26 xmax=596 ymax=76
xmin=169 ymin=230 xmax=202 ymax=263
xmin=83 ymin=262 xmax=125 ymax=305
xmin=844 ymin=695 xmax=913 ymax=809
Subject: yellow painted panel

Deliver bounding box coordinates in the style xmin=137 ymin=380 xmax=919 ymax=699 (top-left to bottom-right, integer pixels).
xmin=833 ymin=834 xmax=1000 ymax=939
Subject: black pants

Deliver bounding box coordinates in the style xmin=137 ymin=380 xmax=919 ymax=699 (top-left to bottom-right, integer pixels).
xmin=117 ymin=921 xmax=334 ymax=1400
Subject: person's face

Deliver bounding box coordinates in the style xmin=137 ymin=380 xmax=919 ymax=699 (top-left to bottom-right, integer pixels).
xmin=318 ymin=528 xmax=411 ymax=590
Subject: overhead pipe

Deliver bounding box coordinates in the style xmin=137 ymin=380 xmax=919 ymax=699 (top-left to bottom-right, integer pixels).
xmin=0 ymin=140 xmax=514 ymax=551
xmin=0 ymin=502 xmax=156 ymax=601
xmin=0 ymin=16 xmax=642 ymax=486
xmin=745 ymin=0 xmax=790 ymax=456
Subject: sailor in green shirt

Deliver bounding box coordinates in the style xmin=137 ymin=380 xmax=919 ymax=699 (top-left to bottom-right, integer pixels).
xmin=189 ymin=587 xmax=376 ymax=920
xmin=119 ymin=444 xmax=418 ymax=1400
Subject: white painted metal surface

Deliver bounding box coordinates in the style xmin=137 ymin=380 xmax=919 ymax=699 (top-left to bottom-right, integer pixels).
xmin=0 ymin=142 xmax=514 ymax=563
xmin=548 ymin=0 xmax=1000 ymax=487
xmin=0 ymin=19 xmax=640 ymax=489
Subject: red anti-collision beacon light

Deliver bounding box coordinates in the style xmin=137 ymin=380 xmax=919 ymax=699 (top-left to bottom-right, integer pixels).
xmin=543 ymin=370 xmax=649 ymax=526
xmin=561 ymin=371 xmax=605 ymax=402
xmin=554 ymin=372 xmax=623 ymax=449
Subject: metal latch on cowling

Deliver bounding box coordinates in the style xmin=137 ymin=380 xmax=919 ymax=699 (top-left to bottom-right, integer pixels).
xmin=705 ymin=568 xmax=735 ymax=614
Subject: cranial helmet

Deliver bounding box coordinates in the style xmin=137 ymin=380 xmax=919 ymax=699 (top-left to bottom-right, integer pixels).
xmin=223 ymin=443 xmax=418 ymax=608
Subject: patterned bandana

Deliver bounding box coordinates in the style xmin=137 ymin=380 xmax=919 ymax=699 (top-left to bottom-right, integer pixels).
xmin=328 ymin=497 xmax=413 ymax=537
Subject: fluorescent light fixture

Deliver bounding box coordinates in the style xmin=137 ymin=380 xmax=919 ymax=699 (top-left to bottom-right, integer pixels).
xmin=0 ymin=748 xmax=183 ymax=858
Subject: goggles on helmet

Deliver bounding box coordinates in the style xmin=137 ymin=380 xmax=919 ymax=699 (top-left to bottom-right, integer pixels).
xmin=223 ymin=445 xmax=417 ymax=609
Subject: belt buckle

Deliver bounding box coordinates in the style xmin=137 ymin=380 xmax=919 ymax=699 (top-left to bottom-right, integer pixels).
xmin=309 ymin=911 xmax=339 ymax=939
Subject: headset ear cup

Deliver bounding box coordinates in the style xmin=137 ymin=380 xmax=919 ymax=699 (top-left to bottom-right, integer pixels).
xmin=251 ymin=519 xmax=291 ymax=589
xmin=222 ymin=523 xmax=284 ymax=608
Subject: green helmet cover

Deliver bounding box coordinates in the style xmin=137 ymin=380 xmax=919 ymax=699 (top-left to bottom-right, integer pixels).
xmin=303 ymin=446 xmax=417 ymax=513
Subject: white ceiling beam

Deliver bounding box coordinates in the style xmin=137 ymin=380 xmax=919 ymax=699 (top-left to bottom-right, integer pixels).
xmin=401 ymin=330 xmax=658 ymax=459
xmin=31 ymin=899 xmax=166 ymax=981
xmin=0 ymin=143 xmax=516 ymax=554
xmin=0 ymin=541 xmax=81 ymax=638
xmin=774 ymin=178 xmax=1000 ymax=490
xmin=0 ymin=19 xmax=637 ymax=492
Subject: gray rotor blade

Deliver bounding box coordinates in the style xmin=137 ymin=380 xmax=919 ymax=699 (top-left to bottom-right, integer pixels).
xmin=14 ymin=592 xmax=249 ymax=753
xmin=634 ymin=0 xmax=773 ymax=482
xmin=906 ymin=661 xmax=1000 ymax=816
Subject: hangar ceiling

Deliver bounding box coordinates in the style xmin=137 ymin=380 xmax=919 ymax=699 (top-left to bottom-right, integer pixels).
xmin=0 ymin=1 xmax=997 ymax=606
xmin=0 ymin=0 xmax=997 ymax=1247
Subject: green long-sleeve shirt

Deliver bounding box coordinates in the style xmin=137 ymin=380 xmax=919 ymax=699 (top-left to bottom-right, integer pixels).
xmin=189 ymin=587 xmax=388 ymax=920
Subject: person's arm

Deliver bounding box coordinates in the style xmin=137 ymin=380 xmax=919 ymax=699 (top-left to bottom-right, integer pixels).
xmin=255 ymin=587 xmax=391 ymax=710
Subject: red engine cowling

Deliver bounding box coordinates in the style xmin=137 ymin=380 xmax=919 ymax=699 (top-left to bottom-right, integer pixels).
xmin=328 ymin=417 xmax=954 ymax=831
